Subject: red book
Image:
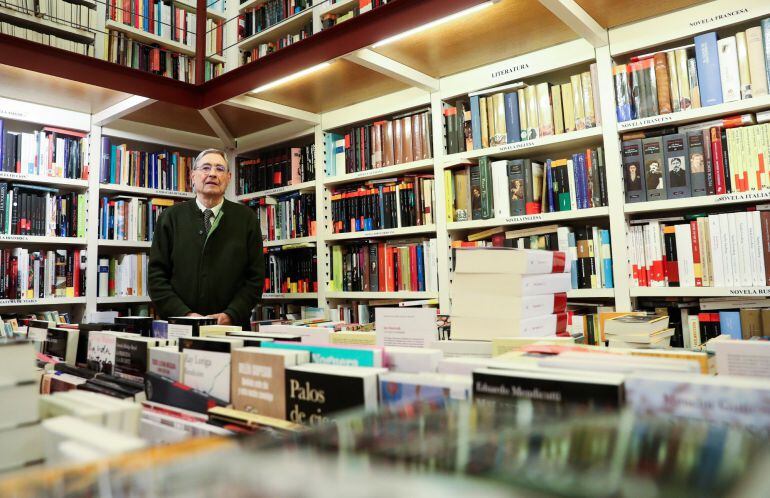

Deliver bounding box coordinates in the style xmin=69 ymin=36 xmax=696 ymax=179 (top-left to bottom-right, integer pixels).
xmin=134 ymin=0 xmax=140 ymax=28
xmin=409 ymin=245 xmax=418 ymax=291
xmin=585 ymin=149 xmax=594 ymax=207
xmin=377 ymin=243 xmax=386 ymax=292
xmin=710 ymin=127 xmax=726 ymax=194
xmin=359 ymin=127 xmax=366 ymax=171
xmin=690 ymin=221 xmax=703 ymax=287
xmin=73 ymin=250 xmax=81 ymax=297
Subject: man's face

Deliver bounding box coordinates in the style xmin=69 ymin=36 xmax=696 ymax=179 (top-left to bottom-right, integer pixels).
xmin=672 ymin=159 xmax=681 ymax=171
xmin=193 ymin=152 xmax=230 ymax=197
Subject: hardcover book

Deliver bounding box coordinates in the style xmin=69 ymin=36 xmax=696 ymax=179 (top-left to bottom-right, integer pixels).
xmin=663 ymin=134 xmax=691 ymax=198
xmin=694 ymin=32 xmax=723 ymax=106
xmin=507 ymin=159 xmax=526 ymax=216
xmin=622 ymin=139 xmax=645 ymax=203
xmin=262 ymin=342 xmax=383 ymax=368
xmin=642 ymin=137 xmax=667 ymax=200
xmin=167 ymin=317 xmax=217 ymax=339
xmin=687 ymin=131 xmax=707 ymax=196
xmin=717 ymin=36 xmax=741 ymax=103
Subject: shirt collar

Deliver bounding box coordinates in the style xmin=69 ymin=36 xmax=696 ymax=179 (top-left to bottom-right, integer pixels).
xmin=196 ymin=198 xmax=224 ymax=218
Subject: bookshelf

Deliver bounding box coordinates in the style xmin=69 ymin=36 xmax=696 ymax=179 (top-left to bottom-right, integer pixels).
xmin=0 ymin=297 xmax=88 ymax=307
xmin=236 ymin=7 xmax=314 ymax=53
xmin=0 ymin=5 xmax=96 ymax=44
xmin=96 ymin=296 xmax=152 ymax=304
xmin=263 ymin=292 xmax=319 ymax=300
xmin=5 ymin=0 xmax=770 ymax=323
xmin=0 ymin=236 xmax=87 ymax=246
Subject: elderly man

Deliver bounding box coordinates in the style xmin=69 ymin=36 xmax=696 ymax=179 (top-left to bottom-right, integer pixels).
xmin=148 ymin=148 xmax=263 ymax=330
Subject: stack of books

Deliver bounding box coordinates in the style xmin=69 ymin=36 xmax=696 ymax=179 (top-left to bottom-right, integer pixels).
xmin=604 ymin=314 xmax=673 ymax=348
xmin=449 ymin=248 xmax=572 ymax=341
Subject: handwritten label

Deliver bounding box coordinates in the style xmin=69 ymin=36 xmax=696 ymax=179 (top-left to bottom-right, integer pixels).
xmin=491 ymin=63 xmax=530 ymax=81
xmin=689 ymin=8 xmax=749 ymax=28
xmin=504 ymin=214 xmax=544 ymax=224
xmin=714 ymin=191 xmax=770 ymax=203
xmin=729 ymin=288 xmax=770 ymax=296
xmin=618 ymin=114 xmax=674 ymax=130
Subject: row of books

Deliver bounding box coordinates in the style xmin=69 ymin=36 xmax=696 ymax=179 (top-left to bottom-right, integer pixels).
xmin=0 ymin=123 xmax=88 ymax=180
xmin=106 ymin=32 xmax=196 ymax=82
xmin=444 ymin=67 xmax=600 ymax=153
xmin=237 ymin=144 xmax=315 ymax=195
xmin=205 ymin=18 xmax=225 ymax=58
xmin=330 ymin=176 xmax=435 ymax=233
xmin=325 ymin=109 xmax=433 ymax=177
xmin=0 ymin=184 xmax=87 ymax=238
xmin=329 ymin=239 xmax=439 ymax=293
xmin=622 ymin=117 xmax=770 ymax=202
xmin=98 ymin=195 xmax=176 ymax=241
xmin=448 ymin=148 xmax=607 ymax=222
xmin=615 ymin=21 xmax=770 ymax=121
xmin=628 ymin=208 xmax=770 ymax=289
xmin=23 ymin=0 xmax=98 ymax=32
xmin=320 ymin=0 xmax=389 ymax=30
xmin=265 ymin=247 xmax=317 ymax=294
xmin=0 ymin=21 xmax=94 ymax=56
xmin=241 ymin=23 xmax=312 ymax=63
xmin=251 ymin=192 xmax=316 ymax=242
xmin=99 ymin=138 xmax=193 ymax=192
xmin=0 ymin=248 xmax=86 ymax=299
xmin=238 ymin=0 xmax=311 ymax=40
xmin=107 ymin=0 xmax=197 ymax=47
xmin=97 ymin=253 xmax=149 ymax=298
xmin=204 ymin=60 xmax=224 ymax=82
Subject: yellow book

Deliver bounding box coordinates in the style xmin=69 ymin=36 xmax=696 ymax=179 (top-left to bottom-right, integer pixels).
xmin=735 ymin=31 xmax=752 ymax=99
xmin=524 ymin=85 xmax=539 ymax=140
xmin=479 ymin=96 xmax=489 ymax=148
xmin=490 ymin=92 xmax=507 ymax=146
xmin=570 ymin=74 xmax=585 ymax=130
xmin=199 ymin=325 xmax=242 ymax=336
xmin=517 ymin=91 xmax=528 ymax=140
xmin=536 ymin=83 xmax=554 ymax=136
xmin=330 ymin=332 xmax=376 ymax=345
xmin=444 ymin=169 xmax=454 ymax=222
xmin=486 ymin=96 xmax=497 ymax=146
xmin=560 ymin=82 xmax=575 ymax=133
xmin=580 ymin=71 xmax=595 ymax=127
xmin=491 ymin=337 xmax=575 ymax=357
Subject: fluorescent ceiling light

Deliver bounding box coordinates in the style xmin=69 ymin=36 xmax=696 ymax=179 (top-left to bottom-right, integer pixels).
xmin=372 ymin=1 xmax=494 ymax=48
xmin=252 ymin=62 xmax=331 ymax=93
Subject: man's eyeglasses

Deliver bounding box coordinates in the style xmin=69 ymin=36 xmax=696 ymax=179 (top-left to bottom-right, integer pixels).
xmin=196 ymin=164 xmax=228 ymax=174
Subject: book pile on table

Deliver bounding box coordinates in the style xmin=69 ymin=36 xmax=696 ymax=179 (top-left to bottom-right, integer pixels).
xmin=449 ymin=248 xmax=572 ymax=340
xmin=604 ymin=314 xmax=673 ymax=348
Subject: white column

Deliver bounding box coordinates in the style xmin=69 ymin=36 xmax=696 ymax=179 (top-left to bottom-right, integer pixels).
xmin=85 ymin=125 xmax=103 ymax=317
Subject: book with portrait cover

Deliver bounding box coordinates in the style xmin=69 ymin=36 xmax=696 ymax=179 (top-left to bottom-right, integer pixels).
xmin=664 ymin=134 xmax=691 ymax=199
xmin=687 ymin=131 xmax=707 ymax=196
xmin=284 ymin=364 xmax=386 ymax=425
xmin=622 ymin=139 xmax=645 ymax=203
xmin=642 ymin=137 xmax=666 ymax=201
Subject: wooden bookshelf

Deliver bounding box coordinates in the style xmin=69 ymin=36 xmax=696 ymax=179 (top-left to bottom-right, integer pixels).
xmin=236 ymin=180 xmax=316 ymax=202
xmin=0 ymin=5 xmax=96 ymax=44
xmin=98 ymin=240 xmax=153 ymax=249
xmin=443 ymin=128 xmax=604 ymax=164
xmin=263 ymin=236 xmax=316 ymax=248
xmin=625 ymin=190 xmax=770 ymax=215
xmin=324 ymin=158 xmax=434 ymax=186
xmin=616 ymin=95 xmax=770 ymax=133
xmin=96 ymin=295 xmax=151 ymax=304
xmin=326 ymin=224 xmax=436 ymax=242
xmin=236 ymin=7 xmax=314 ymax=53
xmin=99 ymin=184 xmax=195 ymax=199
xmin=0 ymin=235 xmax=87 ymax=245
xmin=446 ymin=207 xmax=610 ymax=231
xmin=0 ymin=296 xmax=87 ymax=307
xmin=0 ymin=173 xmax=88 ymax=189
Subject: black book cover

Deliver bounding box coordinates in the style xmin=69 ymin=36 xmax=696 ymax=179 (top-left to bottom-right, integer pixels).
xmin=472 ymin=370 xmax=623 ymax=408
xmin=369 ymin=244 xmax=379 ymax=292
xmin=114 ymin=336 xmax=154 ymax=382
xmin=285 ymin=368 xmax=366 ymax=424
xmin=622 ymin=140 xmax=645 ymax=203
xmin=43 ymin=328 xmax=70 ymax=363
xmin=663 ymin=133 xmax=690 ymax=198
xmin=469 ymin=164 xmax=482 ymax=220
xmin=145 ymin=372 xmax=227 ymax=414
xmin=178 ymin=337 xmax=239 ymax=354
xmin=115 ymin=316 xmax=153 ymax=337
xmin=702 ymin=129 xmax=715 ymax=195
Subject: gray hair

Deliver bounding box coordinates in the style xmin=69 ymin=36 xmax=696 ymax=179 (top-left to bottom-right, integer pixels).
xmin=194 ymin=148 xmax=229 ymax=171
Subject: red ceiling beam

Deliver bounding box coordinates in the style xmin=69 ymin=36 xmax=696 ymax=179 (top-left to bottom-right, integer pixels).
xmin=197 ymin=0 xmax=487 ymax=108
xmin=0 ymin=33 xmax=201 ymax=107
xmin=0 ymin=0 xmax=487 ymax=110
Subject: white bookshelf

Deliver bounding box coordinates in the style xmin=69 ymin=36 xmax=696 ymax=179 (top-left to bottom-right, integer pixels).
xmin=323 ymin=158 xmax=434 ymax=186
xmin=0 ymin=173 xmax=88 ymax=189
xmin=446 ymin=207 xmax=610 ymax=231
xmin=0 ymin=297 xmax=87 ymax=307
xmin=0 ymin=5 xmax=96 ymax=43
xmin=96 ymin=295 xmax=151 ymax=304
xmin=0 ymin=235 xmax=87 ymax=245
xmin=99 ymin=184 xmax=195 ymax=199
xmin=567 ymin=289 xmax=615 ymax=299
xmin=326 ymin=291 xmax=439 ymax=300
xmin=625 ymin=191 xmax=770 ymax=215
xmin=630 ymin=287 xmax=770 ymax=298
xmin=263 ymin=292 xmax=319 ymax=300
xmin=263 ymin=236 xmax=316 ymax=248
xmin=326 ymin=224 xmax=437 ymax=242
xmin=175 ymin=0 xmax=227 ymax=20
xmin=236 ymin=180 xmax=316 ymax=202
xmin=103 ymin=20 xmax=225 ymax=63
xmin=98 ymin=240 xmax=153 ymax=249
xmin=317 ymin=0 xmax=357 ymax=17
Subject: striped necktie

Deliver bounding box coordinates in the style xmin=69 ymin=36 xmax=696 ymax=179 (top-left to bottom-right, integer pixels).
xmin=203 ymin=209 xmax=214 ymax=235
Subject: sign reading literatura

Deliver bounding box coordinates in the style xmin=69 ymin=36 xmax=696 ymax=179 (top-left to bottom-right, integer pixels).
xmin=689 ymin=8 xmax=749 ymax=28
xmin=714 ymin=191 xmax=770 ymax=203
xmin=490 ymin=63 xmax=530 ymax=81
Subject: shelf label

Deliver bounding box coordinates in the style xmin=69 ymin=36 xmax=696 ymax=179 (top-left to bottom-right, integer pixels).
xmin=265 ymin=294 xmax=286 ymax=299
xmin=729 ymin=288 xmax=770 ymax=296
xmin=154 ymin=189 xmax=192 ymax=197
xmin=0 ymin=108 xmax=25 ymax=120
xmin=0 ymin=235 xmax=31 ymax=242
xmin=490 ymin=63 xmax=530 ymax=82
xmin=618 ymin=114 xmax=674 ymax=130
xmin=374 ymin=229 xmax=396 ymax=237
xmin=689 ymin=8 xmax=749 ymax=29
xmin=351 ymin=169 xmax=381 ymax=180
xmin=498 ymin=139 xmax=537 ymax=152
xmin=714 ymin=191 xmax=770 ymax=203
xmin=504 ymin=214 xmax=544 ymax=224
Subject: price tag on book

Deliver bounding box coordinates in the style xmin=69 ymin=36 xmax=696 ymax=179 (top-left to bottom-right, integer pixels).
xmin=376 ymin=308 xmax=437 ymax=349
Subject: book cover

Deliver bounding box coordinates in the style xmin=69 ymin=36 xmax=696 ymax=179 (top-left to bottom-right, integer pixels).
xmin=664 ymin=134 xmax=691 ymax=198
xmin=490 ymin=93 xmax=507 ymax=146
xmin=148 ymin=346 xmax=184 ymax=382
xmin=735 ymin=31 xmax=752 ymax=99
xmin=144 ymin=372 xmax=226 ymax=414
xmin=469 ymin=95 xmax=482 ymax=149
xmin=560 ymin=82 xmax=576 ymax=132
xmin=570 ymin=74 xmax=585 ymax=129
xmin=694 ymin=32 xmax=724 ymax=106
xmin=183 ymin=348 xmax=232 ymax=403
xmin=518 ymin=91 xmax=529 ymax=140
xmin=674 ymin=49 xmax=691 ymax=111
xmin=479 ymin=156 xmax=493 ymax=219
xmin=613 ymin=64 xmax=632 ymax=121
xmin=536 ymin=83 xmax=554 ymax=136
xmin=580 ymin=71 xmax=595 ymax=128
xmin=717 ymin=36 xmax=741 ymax=103
xmin=507 ymin=159 xmax=526 ymax=216
xmin=642 ymin=137 xmax=666 ymax=200
xmin=114 ymin=336 xmax=158 ymax=382
xmin=653 ymin=53 xmax=672 ymax=114
xmin=86 ymin=331 xmax=118 ymax=375
xmin=687 ymin=57 xmax=701 ymax=108
xmin=687 ymin=131 xmax=707 ymax=196
xmin=453 ymin=166 xmax=471 ymax=221
xmin=552 ymin=85 xmax=565 ymax=134
xmin=746 ymin=26 xmax=768 ymax=97
xmin=503 ymin=91 xmax=521 ymax=143
xmin=262 ymin=342 xmax=382 ymax=367
xmin=524 ymin=86 xmax=539 ymax=140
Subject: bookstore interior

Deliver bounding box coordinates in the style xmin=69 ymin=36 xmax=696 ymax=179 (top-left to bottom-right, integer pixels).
xmin=4 ymin=0 xmax=770 ymax=495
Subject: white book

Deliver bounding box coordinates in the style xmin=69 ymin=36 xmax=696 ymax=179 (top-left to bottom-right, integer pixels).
xmin=713 ymin=340 xmax=770 ymax=378
xmin=592 ymin=226 xmax=602 ymax=288
xmin=736 ymin=211 xmax=751 ymax=286
xmin=490 ymin=160 xmax=509 ymax=218
xmin=428 ymin=239 xmax=439 ymax=292
xmin=708 ymin=215 xmax=723 ymax=287
xmin=753 ymin=210 xmax=766 ymax=287
xmin=718 ymin=213 xmax=734 ymax=287
xmin=566 ymin=159 xmax=577 ymax=210
xmin=717 ymin=36 xmax=741 ymax=103
xmin=674 ymin=224 xmax=695 ymax=287
xmin=746 ymin=27 xmax=769 ymax=97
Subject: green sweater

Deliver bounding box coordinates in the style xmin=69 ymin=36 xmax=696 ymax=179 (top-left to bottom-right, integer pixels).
xmin=148 ymin=199 xmax=263 ymax=329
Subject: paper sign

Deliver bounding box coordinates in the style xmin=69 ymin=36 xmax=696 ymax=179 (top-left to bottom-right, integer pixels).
xmin=376 ymin=308 xmax=438 ymax=348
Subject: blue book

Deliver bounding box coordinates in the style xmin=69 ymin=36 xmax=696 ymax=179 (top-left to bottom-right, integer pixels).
xmin=568 ymin=231 xmax=578 ymax=289
xmin=324 ymin=133 xmax=335 ymax=176
xmin=109 ymin=144 xmax=117 ymax=184
xmin=469 ymin=95 xmax=482 ymax=149
xmin=416 ymin=244 xmax=425 ymax=292
xmin=718 ymin=311 xmax=742 ymax=339
xmin=503 ymin=92 xmax=521 ymax=144
xmin=0 ymin=119 xmax=4 ymax=169
xmin=763 ymin=19 xmax=770 ymax=92
xmin=143 ymin=0 xmax=149 ymax=31
xmin=152 ymin=320 xmax=168 ymax=339
xmin=262 ymin=342 xmax=383 ymax=367
xmin=578 ymin=153 xmax=589 ymax=209
xmin=694 ymin=32 xmax=724 ymax=107
xmin=378 ymin=185 xmax=385 ymax=228
xmin=572 ymin=154 xmax=584 ymax=209
xmin=600 ymin=229 xmax=614 ymax=288
xmin=380 ymin=380 xmax=450 ymax=407
xmin=545 ymin=159 xmax=554 ymax=213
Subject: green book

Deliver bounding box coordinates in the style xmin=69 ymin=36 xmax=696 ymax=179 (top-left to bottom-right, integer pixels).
xmin=479 ymin=156 xmax=493 ymax=219
xmin=331 ymin=245 xmax=343 ymax=292
xmin=77 ymin=194 xmax=87 ymax=238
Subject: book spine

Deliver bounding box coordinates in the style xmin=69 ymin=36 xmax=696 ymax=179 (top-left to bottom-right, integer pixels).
xmin=694 ymin=32 xmax=724 ymax=106
xmin=504 ymin=92 xmax=521 ymax=144
xmin=653 ymin=53 xmax=672 ymax=114
xmin=479 ymin=157 xmax=492 ymax=219
xmin=470 ymin=96 xmax=482 ymax=150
